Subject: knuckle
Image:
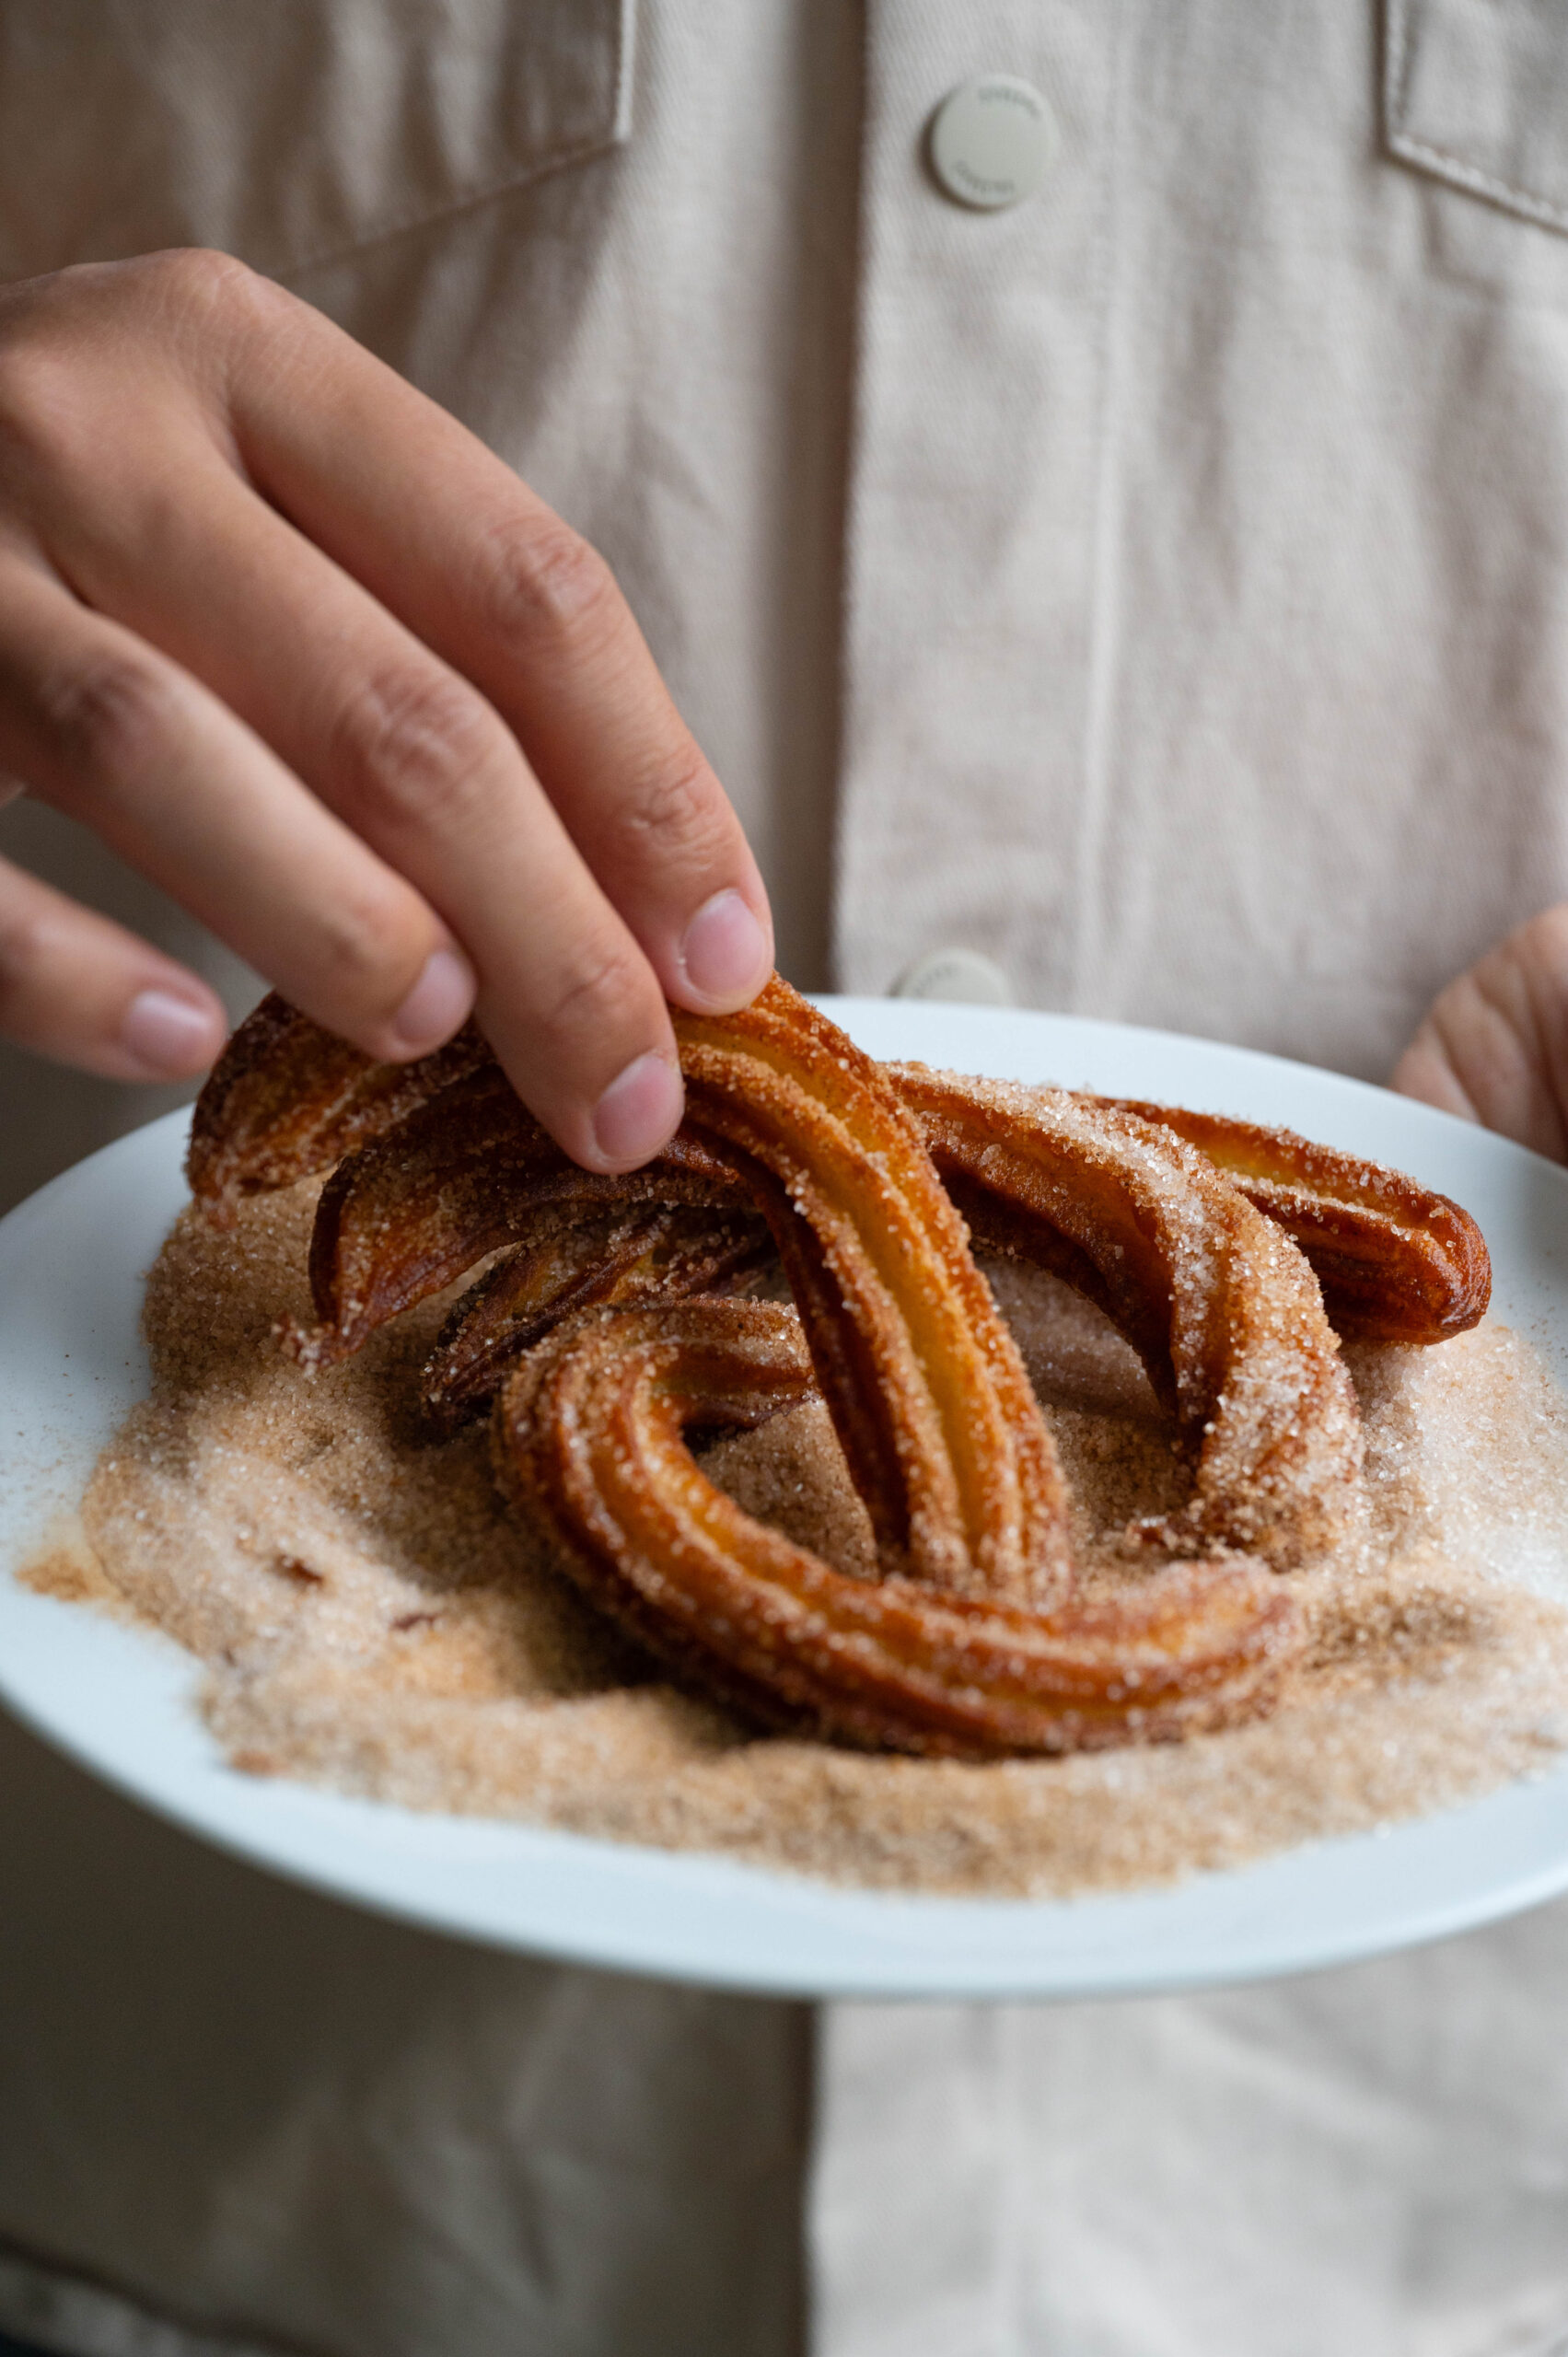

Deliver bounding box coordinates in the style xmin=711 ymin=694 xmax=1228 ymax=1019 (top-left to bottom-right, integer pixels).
xmin=134 ymin=245 xmax=265 ymax=331
xmin=0 ymin=893 xmax=54 ymax=993
xmin=157 ymin=245 xmax=255 ymax=297
xmin=0 ymin=336 xmax=90 ymax=473
xmin=329 ymin=661 xmax=505 ymax=835
xmin=305 ymin=886 xmax=428 ymax=1015
xmin=36 ymin=648 xmax=182 ymax=786
xmin=612 ymin=744 xmax=724 ymax=863
xmin=474 ymin=514 xmax=622 ymax=661
xmin=0 ymin=250 xmax=263 ymax=472
xmin=129 ymin=250 xmax=288 ymax=402
xmin=541 ymin=935 xmax=651 ymax=1042
xmin=0 ymin=250 xmax=254 ymax=360
xmin=1517 ymin=903 xmax=1568 ymax=971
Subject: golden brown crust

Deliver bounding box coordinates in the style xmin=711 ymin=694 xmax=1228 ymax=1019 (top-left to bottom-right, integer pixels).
xmin=282 ymin=1066 xmax=745 ymax=1370
xmin=189 ymin=998 xmax=1489 ymax=1353
xmin=1095 ymin=1097 xmax=1491 ymax=1342
xmin=183 ymin=979 xmax=1428 ymax=1757
xmin=278 ymin=985 xmax=1078 ymax=1604
xmin=185 ymin=992 xmax=490 ymax=1221
xmin=889 ymin=1065 xmax=1367 ymax=1569
xmin=421 ymin=1203 xmax=772 ymax=1433
xmin=274 ymin=996 xmax=1367 ymax=1577
xmin=494 ymin=1300 xmax=1302 ymax=1759
xmin=672 ymin=986 xmax=1074 ymax=1601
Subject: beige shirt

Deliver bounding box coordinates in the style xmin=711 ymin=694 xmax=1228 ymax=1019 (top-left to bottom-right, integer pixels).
xmin=6 ymin=3 xmax=1568 ymax=2351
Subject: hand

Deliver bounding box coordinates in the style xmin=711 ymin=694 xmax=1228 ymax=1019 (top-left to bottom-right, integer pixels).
xmin=0 ymin=251 xmax=772 ymax=1170
xmin=1392 ymin=906 xmax=1568 ymax=1159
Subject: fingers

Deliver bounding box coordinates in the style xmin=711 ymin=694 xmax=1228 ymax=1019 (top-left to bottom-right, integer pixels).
xmin=1391 ymin=908 xmax=1568 ymax=1161
xmin=37 ymin=447 xmax=687 ymax=1168
xmin=1389 ymin=1025 xmax=1483 ymax=1125
xmin=216 ymin=292 xmax=773 ymax=1012
xmin=0 ymin=254 xmax=763 ymax=1169
xmin=0 ymin=851 xmax=226 ymax=1078
xmin=0 ymin=549 xmax=473 ymax=1067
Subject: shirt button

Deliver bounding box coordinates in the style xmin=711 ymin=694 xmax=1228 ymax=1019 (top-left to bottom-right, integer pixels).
xmin=891 ymin=948 xmax=1015 ymax=1006
xmin=928 ymin=75 xmax=1059 ymax=210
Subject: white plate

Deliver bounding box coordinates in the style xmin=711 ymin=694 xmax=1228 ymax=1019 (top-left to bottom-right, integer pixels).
xmin=6 ymin=999 xmax=1568 ymax=2001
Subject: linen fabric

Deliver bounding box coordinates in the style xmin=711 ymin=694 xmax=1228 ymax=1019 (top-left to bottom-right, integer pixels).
xmin=6 ymin=2 xmax=1568 ymax=2351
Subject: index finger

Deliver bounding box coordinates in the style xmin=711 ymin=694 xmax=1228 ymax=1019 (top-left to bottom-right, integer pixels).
xmin=219 ymin=285 xmax=774 ymax=1017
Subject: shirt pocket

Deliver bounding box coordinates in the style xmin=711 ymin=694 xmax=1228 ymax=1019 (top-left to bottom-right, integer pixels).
xmin=1384 ymin=0 xmax=1568 ymax=234
xmin=0 ymin=0 xmax=634 ymax=287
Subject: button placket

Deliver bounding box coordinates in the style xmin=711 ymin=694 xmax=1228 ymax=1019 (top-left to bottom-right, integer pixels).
xmin=831 ymin=5 xmax=1124 ymax=1015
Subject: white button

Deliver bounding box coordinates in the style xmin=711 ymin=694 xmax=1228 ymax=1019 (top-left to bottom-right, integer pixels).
xmin=928 ymin=75 xmax=1059 ymax=211
xmin=891 ymin=948 xmax=1015 ymax=1006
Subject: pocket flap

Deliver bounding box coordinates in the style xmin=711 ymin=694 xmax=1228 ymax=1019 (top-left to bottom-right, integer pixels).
xmin=0 ymin=0 xmax=634 ymax=285
xmin=1385 ymin=0 xmax=1568 ymax=232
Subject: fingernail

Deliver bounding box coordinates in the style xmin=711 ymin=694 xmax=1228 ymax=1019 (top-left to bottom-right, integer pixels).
xmin=679 ymin=890 xmax=770 ymax=1006
xmin=389 ymin=947 xmax=474 ymax=1054
xmin=121 ymin=988 xmax=222 ymax=1076
xmin=592 ymin=1051 xmax=684 ymax=1167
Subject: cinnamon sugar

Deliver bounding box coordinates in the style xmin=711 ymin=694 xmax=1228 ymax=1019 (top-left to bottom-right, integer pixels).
xmin=37 ymin=1182 xmax=1568 ymax=1897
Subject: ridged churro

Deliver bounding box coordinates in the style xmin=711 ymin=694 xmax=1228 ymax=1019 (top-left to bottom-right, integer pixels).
xmin=182 ymin=977 xmax=1503 ymax=1755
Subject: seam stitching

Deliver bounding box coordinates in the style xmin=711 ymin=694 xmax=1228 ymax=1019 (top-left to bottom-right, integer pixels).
xmin=1382 ymin=0 xmax=1568 ymax=235
xmin=1386 ymin=128 xmax=1568 ymax=232
xmin=278 ymin=127 xmax=623 ymax=284
xmin=1387 ymin=0 xmax=1415 ymax=128
xmin=278 ymin=0 xmax=633 ymax=284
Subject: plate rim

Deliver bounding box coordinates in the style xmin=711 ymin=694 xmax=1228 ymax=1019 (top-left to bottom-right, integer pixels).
xmin=6 ymin=998 xmax=1568 ymax=1999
